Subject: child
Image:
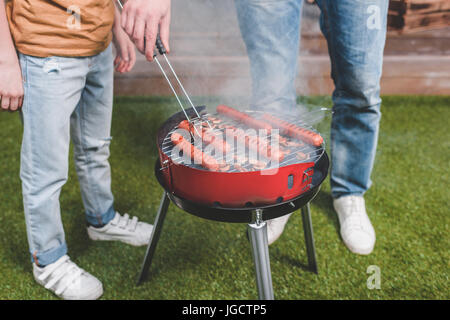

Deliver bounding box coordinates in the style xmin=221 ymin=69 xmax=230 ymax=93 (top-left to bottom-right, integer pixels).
xmin=0 ymin=0 xmax=153 ymax=299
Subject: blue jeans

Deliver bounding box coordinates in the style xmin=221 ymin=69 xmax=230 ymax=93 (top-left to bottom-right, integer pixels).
xmin=19 ymin=44 xmax=116 ymax=266
xmin=235 ymin=0 xmax=388 ymax=198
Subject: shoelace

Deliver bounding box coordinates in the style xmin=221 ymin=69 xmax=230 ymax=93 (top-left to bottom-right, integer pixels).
xmin=37 ymin=256 xmax=84 ymax=295
xmin=110 ymin=213 xmax=139 ymax=231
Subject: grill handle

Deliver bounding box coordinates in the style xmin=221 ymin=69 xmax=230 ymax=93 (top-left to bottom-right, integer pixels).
xmin=155 ymin=35 xmax=167 ymax=55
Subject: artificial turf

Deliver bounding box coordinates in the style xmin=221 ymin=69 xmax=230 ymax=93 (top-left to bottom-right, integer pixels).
xmin=0 ymin=96 xmax=448 ymax=300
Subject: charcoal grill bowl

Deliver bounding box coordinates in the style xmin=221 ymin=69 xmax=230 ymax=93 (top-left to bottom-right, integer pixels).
xmin=154 ymin=147 xmax=328 ymax=223
xmin=157 ymin=107 xmax=329 ymax=212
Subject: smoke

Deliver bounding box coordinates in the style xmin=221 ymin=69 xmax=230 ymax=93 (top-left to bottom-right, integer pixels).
xmin=142 ymin=1 xmax=329 ymax=122
xmin=163 ymin=0 xmax=251 ymax=113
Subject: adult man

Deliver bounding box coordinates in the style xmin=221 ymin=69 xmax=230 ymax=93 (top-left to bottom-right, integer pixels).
xmin=234 ymin=0 xmax=388 ymax=255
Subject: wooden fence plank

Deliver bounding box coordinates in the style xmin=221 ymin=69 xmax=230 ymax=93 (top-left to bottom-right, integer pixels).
xmin=114 ymin=55 xmax=450 ymax=96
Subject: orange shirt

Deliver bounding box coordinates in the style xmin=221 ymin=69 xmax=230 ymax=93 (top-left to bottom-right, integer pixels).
xmin=6 ymin=0 xmax=115 ymax=57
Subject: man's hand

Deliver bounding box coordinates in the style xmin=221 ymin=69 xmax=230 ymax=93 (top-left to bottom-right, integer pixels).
xmin=0 ymin=61 xmax=23 ymax=112
xmin=121 ymin=0 xmax=171 ymax=61
xmin=113 ymin=20 xmax=136 ymax=73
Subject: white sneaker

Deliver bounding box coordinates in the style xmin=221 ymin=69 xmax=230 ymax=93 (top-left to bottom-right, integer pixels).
xmin=87 ymin=212 xmax=153 ymax=246
xmin=33 ymin=255 xmax=103 ymax=300
xmin=266 ymin=213 xmax=293 ymax=245
xmin=333 ymin=195 xmax=376 ymax=255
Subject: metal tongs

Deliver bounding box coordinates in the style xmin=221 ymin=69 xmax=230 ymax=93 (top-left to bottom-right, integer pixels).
xmin=115 ymin=0 xmax=211 ymax=137
xmin=152 ymin=37 xmax=206 ymax=137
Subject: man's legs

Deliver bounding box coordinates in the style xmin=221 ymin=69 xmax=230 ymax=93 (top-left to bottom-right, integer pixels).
xmin=235 ymin=0 xmax=304 ymax=245
xmin=316 ymin=0 xmax=388 ymax=198
xmin=316 ymin=0 xmax=388 ymax=254
xmin=235 ymin=0 xmax=388 ymax=253
xmin=235 ymin=0 xmax=303 ymax=114
xmin=236 ymin=0 xmax=387 ymax=197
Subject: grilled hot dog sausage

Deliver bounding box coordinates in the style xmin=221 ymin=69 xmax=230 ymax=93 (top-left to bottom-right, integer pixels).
xmin=216 ymin=105 xmax=272 ymax=131
xmin=178 ymin=120 xmax=231 ymax=154
xmin=225 ymin=126 xmax=284 ymax=163
xmin=261 ymin=113 xmax=323 ymax=147
xmin=171 ymin=132 xmax=219 ymax=171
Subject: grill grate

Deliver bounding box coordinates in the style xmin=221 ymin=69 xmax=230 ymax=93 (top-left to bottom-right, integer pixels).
xmin=161 ymin=110 xmax=326 ymax=172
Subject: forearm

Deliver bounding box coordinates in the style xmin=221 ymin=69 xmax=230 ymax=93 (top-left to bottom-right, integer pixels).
xmin=113 ymin=0 xmax=121 ymax=29
xmin=0 ymin=1 xmax=19 ymax=64
xmin=112 ymin=0 xmax=129 ymax=22
xmin=111 ymin=0 xmax=136 ymax=73
xmin=112 ymin=1 xmax=127 ymax=38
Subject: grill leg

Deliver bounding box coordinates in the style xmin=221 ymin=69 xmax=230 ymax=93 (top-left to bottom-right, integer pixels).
xmin=301 ymin=202 xmax=318 ymax=274
xmin=137 ymin=192 xmax=170 ymax=285
xmin=248 ymin=221 xmax=274 ymax=300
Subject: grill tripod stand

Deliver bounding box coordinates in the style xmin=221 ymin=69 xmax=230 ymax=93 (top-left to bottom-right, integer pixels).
xmin=136 ymin=191 xmax=318 ymax=300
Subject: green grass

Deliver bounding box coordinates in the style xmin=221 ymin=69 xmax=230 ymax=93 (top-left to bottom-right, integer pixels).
xmin=0 ymin=96 xmax=448 ymax=299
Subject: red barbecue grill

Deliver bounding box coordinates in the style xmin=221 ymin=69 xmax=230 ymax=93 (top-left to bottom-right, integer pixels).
xmin=134 ymin=33 xmax=330 ymax=300
xmin=157 ymin=105 xmax=327 ymax=208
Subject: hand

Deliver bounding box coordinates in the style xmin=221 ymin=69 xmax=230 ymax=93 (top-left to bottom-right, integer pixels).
xmin=121 ymin=0 xmax=171 ymax=61
xmin=0 ymin=60 xmax=23 ymax=112
xmin=113 ymin=24 xmax=136 ymax=73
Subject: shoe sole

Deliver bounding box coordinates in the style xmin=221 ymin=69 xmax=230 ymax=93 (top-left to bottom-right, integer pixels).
xmin=346 ymin=244 xmax=374 ymax=255
xmin=34 ymin=276 xmax=103 ymax=300
xmin=62 ymin=283 xmax=104 ymax=300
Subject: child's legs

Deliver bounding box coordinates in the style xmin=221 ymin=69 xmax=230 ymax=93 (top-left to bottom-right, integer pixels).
xmin=19 ymin=54 xmax=88 ymax=266
xmin=70 ymin=44 xmax=115 ymax=227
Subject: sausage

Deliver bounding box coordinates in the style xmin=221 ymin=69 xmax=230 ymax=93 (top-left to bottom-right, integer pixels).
xmin=261 ymin=113 xmax=323 ymax=147
xmin=178 ymin=119 xmax=193 ymax=132
xmin=226 ymin=126 xmax=284 ymax=163
xmin=247 ymin=133 xmax=284 ymax=163
xmin=170 ymin=132 xmax=219 ymax=171
xmin=178 ymin=120 xmax=231 ymax=154
xmin=216 ymin=105 xmax=272 ymax=131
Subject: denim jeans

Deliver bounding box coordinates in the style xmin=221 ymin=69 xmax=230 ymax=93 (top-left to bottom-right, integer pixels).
xmin=19 ymin=44 xmax=116 ymax=266
xmin=235 ymin=0 xmax=388 ymax=198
